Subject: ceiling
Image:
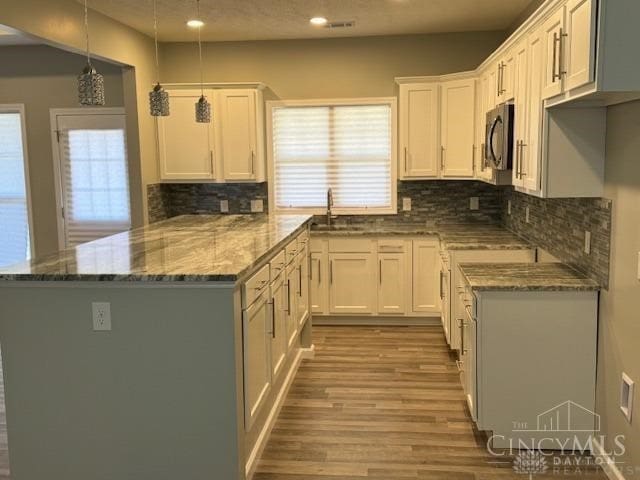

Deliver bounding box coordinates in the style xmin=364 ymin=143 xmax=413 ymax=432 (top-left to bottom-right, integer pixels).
xmin=83 ymin=0 xmax=535 ymax=42
xmin=0 ymin=25 xmax=40 ymax=46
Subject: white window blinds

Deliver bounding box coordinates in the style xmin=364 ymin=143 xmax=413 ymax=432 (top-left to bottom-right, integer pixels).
xmin=57 ymin=115 xmax=131 ymax=247
xmin=271 ymin=102 xmax=394 ymax=212
xmin=0 ymin=111 xmax=30 ymax=268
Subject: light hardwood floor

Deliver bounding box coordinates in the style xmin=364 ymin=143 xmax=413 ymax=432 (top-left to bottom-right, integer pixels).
xmin=254 ymin=326 xmax=606 ymax=479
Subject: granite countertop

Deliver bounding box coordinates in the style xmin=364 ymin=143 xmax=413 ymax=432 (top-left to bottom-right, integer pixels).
xmin=458 ymin=263 xmax=600 ymax=292
xmin=311 ymin=220 xmax=532 ymax=250
xmin=0 ymin=214 xmax=312 ymax=282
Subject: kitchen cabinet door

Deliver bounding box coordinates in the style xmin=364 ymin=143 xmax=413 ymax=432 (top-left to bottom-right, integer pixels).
xmin=310 ymin=251 xmax=328 ymax=315
xmin=157 ymin=89 xmax=215 ymax=181
xmin=270 ymin=276 xmax=287 ymax=380
xmin=440 ymin=79 xmax=475 ymax=178
xmin=242 ymin=292 xmax=271 ymax=431
xmin=296 ymin=248 xmax=310 ymax=327
xmin=399 ymin=83 xmax=440 ymax=179
xmin=328 ymin=253 xmax=376 ymax=314
xmin=565 ymin=0 xmax=597 ymax=91
xmin=411 ymin=239 xmax=440 ymax=314
xmin=497 ymin=51 xmax=516 ymax=102
xmin=512 ymin=40 xmax=528 ymax=189
xmin=476 ymin=74 xmax=493 ymax=182
xmin=541 ymin=7 xmax=566 ymax=100
xmin=522 ymin=28 xmax=544 ymax=193
xmin=377 ymin=253 xmax=407 ymax=315
xmin=285 ymin=262 xmax=299 ymax=349
xmin=218 ymin=89 xmax=261 ymax=181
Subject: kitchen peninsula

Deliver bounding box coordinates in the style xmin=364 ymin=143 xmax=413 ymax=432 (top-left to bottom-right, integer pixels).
xmin=0 ymin=214 xmax=312 ymax=480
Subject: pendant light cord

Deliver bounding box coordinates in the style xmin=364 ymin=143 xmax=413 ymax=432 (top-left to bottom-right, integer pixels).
xmin=84 ymin=0 xmax=91 ymax=66
xmin=153 ymin=0 xmax=160 ymax=82
xmin=197 ymin=0 xmax=205 ymax=97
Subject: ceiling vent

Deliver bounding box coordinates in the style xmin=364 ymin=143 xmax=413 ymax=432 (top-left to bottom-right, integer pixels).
xmin=325 ymin=20 xmax=356 ymax=29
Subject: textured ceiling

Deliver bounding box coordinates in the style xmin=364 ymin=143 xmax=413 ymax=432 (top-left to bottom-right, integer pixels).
xmin=82 ymin=0 xmax=535 ymax=42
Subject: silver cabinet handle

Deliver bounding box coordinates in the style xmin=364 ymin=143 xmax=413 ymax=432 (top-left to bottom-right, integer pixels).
xmin=472 ymin=144 xmax=476 ymax=173
xmin=269 ymin=299 xmax=276 ymax=338
xmin=439 ymin=271 xmax=444 ymax=299
xmin=286 ymin=280 xmax=291 ymax=314
xmin=497 ymin=63 xmax=502 ymax=97
xmin=379 ymin=259 xmax=383 ymax=284
xmin=250 ymin=150 xmax=255 ymax=175
xmin=552 ymin=31 xmax=561 ymax=82
xmin=441 ymin=146 xmax=445 ymax=172
xmin=317 ymin=258 xmax=321 ymax=284
xmin=298 ymin=265 xmax=302 ymax=297
xmin=515 ymin=140 xmax=521 ymax=179
xmin=558 ymin=28 xmax=568 ymax=78
xmin=329 ymin=260 xmax=333 ymax=284
xmin=520 ymin=142 xmax=528 ymax=177
xmin=404 ymin=147 xmax=408 ymax=173
xmin=481 ymin=143 xmax=486 ymax=171
xmin=210 ymin=150 xmax=215 ymax=175
xmin=459 ymin=318 xmax=468 ymax=354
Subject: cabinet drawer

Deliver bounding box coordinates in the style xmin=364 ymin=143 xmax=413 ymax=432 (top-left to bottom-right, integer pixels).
xmin=328 ymin=238 xmax=374 ymax=253
xmin=378 ymin=239 xmax=405 ymax=253
xmin=270 ymin=249 xmax=286 ymax=280
xmin=285 ymin=239 xmax=299 ymax=264
xmin=243 ymin=263 xmax=270 ymax=308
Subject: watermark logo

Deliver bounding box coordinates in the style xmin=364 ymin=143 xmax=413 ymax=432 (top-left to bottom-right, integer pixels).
xmin=518 ymin=400 xmax=601 ymax=433
xmin=513 ymin=450 xmax=548 ymax=479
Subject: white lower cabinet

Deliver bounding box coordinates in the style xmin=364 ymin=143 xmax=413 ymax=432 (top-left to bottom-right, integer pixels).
xmin=285 ymin=261 xmax=299 ymax=349
xmin=310 ymin=250 xmax=328 ymax=315
xmin=296 ymin=246 xmax=310 ymax=326
xmin=411 ymin=239 xmax=440 ymax=314
xmin=242 ymin=289 xmax=271 ymax=431
xmin=269 ymin=274 xmax=287 ymax=380
xmin=328 ymin=252 xmax=376 ymax=315
xmin=377 ymin=252 xmax=407 ymax=314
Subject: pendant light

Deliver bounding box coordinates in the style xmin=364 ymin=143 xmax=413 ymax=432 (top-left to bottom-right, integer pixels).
xmin=77 ymin=0 xmax=105 ymax=106
xmin=194 ymin=0 xmax=211 ymax=123
xmin=149 ymin=0 xmax=170 ymax=116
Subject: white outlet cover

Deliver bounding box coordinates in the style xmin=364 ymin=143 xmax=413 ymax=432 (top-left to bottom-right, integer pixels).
xmin=402 ymin=197 xmax=411 ymax=211
xmin=525 ymin=206 xmax=530 ymax=223
xmin=507 ymin=200 xmax=512 ymax=215
xmin=220 ymin=200 xmax=229 ymax=213
xmin=251 ymin=199 xmax=264 ymax=213
xmin=470 ymin=197 xmax=479 ymax=210
xmin=621 ymin=372 xmax=634 ymax=423
xmin=584 ymin=231 xmax=591 ymax=254
xmin=92 ymin=302 xmax=111 ymax=331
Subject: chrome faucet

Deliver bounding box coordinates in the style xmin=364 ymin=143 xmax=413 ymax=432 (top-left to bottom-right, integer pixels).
xmin=327 ymin=188 xmax=337 ymax=226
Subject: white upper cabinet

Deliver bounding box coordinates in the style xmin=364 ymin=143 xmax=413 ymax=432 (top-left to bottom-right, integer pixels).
xmin=157 ymin=87 xmax=265 ymax=183
xmin=564 ymin=0 xmax=597 ymax=91
xmin=512 ymin=39 xmax=529 ymax=190
xmin=440 ymin=79 xmax=475 ymax=178
xmin=217 ymin=89 xmax=265 ymax=182
xmin=522 ymin=29 xmax=544 ymax=193
xmin=157 ymin=89 xmax=215 ymax=181
xmin=541 ymin=7 xmax=566 ymax=100
xmin=496 ymin=50 xmax=516 ymax=102
xmin=398 ymin=83 xmax=440 ymax=179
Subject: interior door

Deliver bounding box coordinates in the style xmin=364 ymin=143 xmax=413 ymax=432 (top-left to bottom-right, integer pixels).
xmin=53 ymin=110 xmax=131 ymax=248
xmin=157 ymin=89 xmax=215 ymax=180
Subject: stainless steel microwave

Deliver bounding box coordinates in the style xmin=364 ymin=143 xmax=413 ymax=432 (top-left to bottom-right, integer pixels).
xmin=484 ymin=103 xmax=514 ymax=171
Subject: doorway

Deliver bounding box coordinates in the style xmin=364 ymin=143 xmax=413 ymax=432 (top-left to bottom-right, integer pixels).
xmin=50 ymin=108 xmax=131 ymax=249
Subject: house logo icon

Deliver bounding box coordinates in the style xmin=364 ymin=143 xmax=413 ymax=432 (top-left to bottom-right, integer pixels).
xmin=535 ymin=400 xmax=600 ymax=432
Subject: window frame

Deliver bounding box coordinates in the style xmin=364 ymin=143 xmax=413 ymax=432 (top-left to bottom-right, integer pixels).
xmin=266 ymin=97 xmax=398 ymax=215
xmin=0 ymin=104 xmax=34 ymax=261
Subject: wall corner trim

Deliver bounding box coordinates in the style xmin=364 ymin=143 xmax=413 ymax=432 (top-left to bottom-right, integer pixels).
xmin=591 ymin=437 xmax=626 ymax=480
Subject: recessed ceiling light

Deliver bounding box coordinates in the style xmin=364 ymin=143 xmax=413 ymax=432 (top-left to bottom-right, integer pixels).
xmin=310 ymin=17 xmax=328 ymax=26
xmin=187 ymin=19 xmax=205 ymax=28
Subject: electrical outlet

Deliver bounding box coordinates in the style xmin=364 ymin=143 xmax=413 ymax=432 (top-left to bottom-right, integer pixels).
xmin=402 ymin=197 xmax=411 ymax=211
xmin=250 ymin=199 xmax=264 ymax=213
xmin=92 ymin=302 xmax=111 ymax=331
xmin=470 ymin=197 xmax=479 ymax=210
xmin=220 ymin=200 xmax=229 ymax=213
xmin=507 ymin=200 xmax=512 ymax=215
xmin=525 ymin=206 xmax=530 ymax=223
xmin=584 ymin=231 xmax=591 ymax=254
xmin=621 ymin=373 xmax=634 ymax=423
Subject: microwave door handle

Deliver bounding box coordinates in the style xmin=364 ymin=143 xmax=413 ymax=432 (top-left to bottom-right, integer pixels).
xmin=488 ymin=117 xmax=500 ymax=167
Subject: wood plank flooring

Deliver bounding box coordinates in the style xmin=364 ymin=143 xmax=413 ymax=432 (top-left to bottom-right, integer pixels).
xmin=254 ymin=326 xmax=607 ymax=479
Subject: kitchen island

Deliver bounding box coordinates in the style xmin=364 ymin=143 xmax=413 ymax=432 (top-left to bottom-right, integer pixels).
xmin=0 ymin=214 xmax=312 ymax=480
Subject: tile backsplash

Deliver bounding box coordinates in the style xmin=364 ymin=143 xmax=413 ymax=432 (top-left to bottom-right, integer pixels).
xmin=501 ymin=188 xmax=612 ymax=288
xmin=147 ymin=182 xmax=268 ymax=223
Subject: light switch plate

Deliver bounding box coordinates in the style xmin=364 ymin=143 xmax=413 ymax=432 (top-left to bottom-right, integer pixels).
xmin=584 ymin=231 xmax=591 ymax=254
xmin=507 ymin=200 xmax=512 ymax=215
xmin=220 ymin=200 xmax=229 ymax=213
xmin=92 ymin=302 xmax=111 ymax=331
xmin=251 ymin=199 xmax=264 ymax=213
xmin=470 ymin=197 xmax=479 ymax=210
xmin=402 ymin=197 xmax=411 ymax=211
xmin=525 ymin=206 xmax=530 ymax=223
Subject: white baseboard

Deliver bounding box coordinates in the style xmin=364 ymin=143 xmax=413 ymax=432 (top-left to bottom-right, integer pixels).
xmin=300 ymin=344 xmax=315 ymax=359
xmin=592 ymin=437 xmax=626 ymax=480
xmin=312 ymin=315 xmax=440 ymax=326
xmin=244 ymin=348 xmax=303 ymax=480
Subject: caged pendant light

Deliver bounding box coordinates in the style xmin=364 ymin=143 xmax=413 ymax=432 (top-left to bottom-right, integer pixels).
xmin=149 ymin=0 xmax=170 ymax=116
xmin=194 ymin=0 xmax=211 ymax=123
xmin=78 ymin=0 xmax=105 ymax=106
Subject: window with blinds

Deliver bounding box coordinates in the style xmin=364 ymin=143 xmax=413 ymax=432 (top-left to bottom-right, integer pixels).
xmin=0 ymin=110 xmax=31 ymax=268
xmin=56 ymin=115 xmax=131 ymax=247
xmin=270 ymin=100 xmax=396 ymax=213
